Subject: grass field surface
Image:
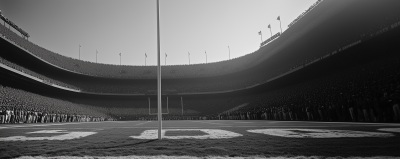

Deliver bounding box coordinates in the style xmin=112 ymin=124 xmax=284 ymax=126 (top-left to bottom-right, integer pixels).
xmin=1 ymin=120 xmax=400 ymax=158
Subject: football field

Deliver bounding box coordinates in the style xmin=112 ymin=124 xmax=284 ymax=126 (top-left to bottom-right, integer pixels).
xmin=1 ymin=120 xmax=400 ymax=158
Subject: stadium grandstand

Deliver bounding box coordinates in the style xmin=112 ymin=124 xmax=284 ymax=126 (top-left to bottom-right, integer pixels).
xmin=1 ymin=0 xmax=400 ymax=158
xmin=1 ymin=0 xmax=400 ymax=126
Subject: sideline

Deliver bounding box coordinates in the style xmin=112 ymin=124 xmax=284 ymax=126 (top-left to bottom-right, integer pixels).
xmin=0 ymin=122 xmax=85 ymax=129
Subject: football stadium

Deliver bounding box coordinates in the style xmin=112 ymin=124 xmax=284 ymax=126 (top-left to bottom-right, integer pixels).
xmin=1 ymin=0 xmax=400 ymax=158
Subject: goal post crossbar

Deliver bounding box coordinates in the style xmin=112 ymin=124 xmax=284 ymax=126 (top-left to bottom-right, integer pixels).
xmin=148 ymin=96 xmax=185 ymax=115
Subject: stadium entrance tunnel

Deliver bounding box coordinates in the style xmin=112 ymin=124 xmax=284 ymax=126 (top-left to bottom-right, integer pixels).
xmin=130 ymin=129 xmax=243 ymax=139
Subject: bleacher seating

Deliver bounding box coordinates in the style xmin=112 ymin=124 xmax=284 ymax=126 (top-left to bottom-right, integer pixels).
xmin=0 ymin=23 xmax=266 ymax=79
xmin=0 ymin=56 xmax=80 ymax=91
xmin=219 ymin=54 xmax=400 ymax=122
xmin=0 ymin=85 xmax=112 ymax=124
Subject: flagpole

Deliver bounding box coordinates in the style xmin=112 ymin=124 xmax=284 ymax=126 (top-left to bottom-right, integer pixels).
xmin=96 ymin=50 xmax=98 ymax=63
xmin=145 ymin=53 xmax=147 ymax=66
xmin=269 ymin=24 xmax=272 ymax=37
xmin=278 ymin=16 xmax=282 ymax=33
xmin=156 ymin=0 xmax=162 ymax=140
xmin=165 ymin=53 xmax=167 ymax=65
xmin=181 ymin=96 xmax=183 ymax=115
xmin=79 ymin=45 xmax=81 ymax=60
xmin=119 ymin=53 xmax=121 ymax=65
xmin=188 ymin=52 xmax=190 ymax=65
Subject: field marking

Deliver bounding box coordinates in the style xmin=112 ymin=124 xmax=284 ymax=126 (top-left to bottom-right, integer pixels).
xmin=0 ymin=122 xmax=85 ymax=129
xmin=0 ymin=125 xmax=25 ymax=129
xmin=247 ymin=129 xmax=394 ymax=138
xmin=7 ymin=125 xmax=394 ymax=130
xmin=235 ymin=122 xmax=254 ymax=124
xmin=190 ymin=121 xmax=228 ymax=125
xmin=130 ymin=129 xmax=242 ymax=139
xmin=0 ymin=130 xmax=97 ymax=141
xmin=378 ymin=128 xmax=400 ymax=133
xmin=105 ymin=121 xmax=148 ymax=123
xmin=297 ymin=121 xmax=400 ymax=126
xmin=134 ymin=121 xmax=151 ymax=126
xmin=14 ymin=155 xmax=400 ymax=159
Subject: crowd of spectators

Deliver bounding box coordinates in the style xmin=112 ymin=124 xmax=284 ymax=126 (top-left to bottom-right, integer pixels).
xmin=0 ymin=85 xmax=113 ymax=124
xmin=1 ymin=12 xmax=399 ymax=96
xmin=69 ymin=96 xmax=229 ymax=119
xmin=0 ymin=10 xmax=29 ymax=39
xmin=81 ymin=13 xmax=400 ymax=94
xmin=0 ymin=0 xmax=324 ymax=80
xmin=0 ymin=0 xmax=398 ymax=86
xmin=0 ymin=56 xmax=80 ymax=91
xmin=2 ymin=50 xmax=400 ymax=123
xmin=2 ymin=1 xmax=400 ymax=124
xmin=0 ymin=22 xmax=265 ymax=79
xmin=219 ymin=54 xmax=400 ymax=123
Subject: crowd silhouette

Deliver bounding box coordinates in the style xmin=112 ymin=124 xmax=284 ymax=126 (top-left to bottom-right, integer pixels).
xmin=219 ymin=55 xmax=400 ymax=122
xmin=0 ymin=85 xmax=113 ymax=124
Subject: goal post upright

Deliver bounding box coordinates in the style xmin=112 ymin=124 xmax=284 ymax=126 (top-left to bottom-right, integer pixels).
xmin=181 ymin=96 xmax=183 ymax=115
xmin=156 ymin=0 xmax=162 ymax=140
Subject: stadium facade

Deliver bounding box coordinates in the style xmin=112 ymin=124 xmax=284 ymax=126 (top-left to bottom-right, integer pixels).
xmin=1 ymin=0 xmax=400 ymax=122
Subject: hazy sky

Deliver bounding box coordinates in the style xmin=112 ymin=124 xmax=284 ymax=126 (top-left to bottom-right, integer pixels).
xmin=0 ymin=0 xmax=316 ymax=66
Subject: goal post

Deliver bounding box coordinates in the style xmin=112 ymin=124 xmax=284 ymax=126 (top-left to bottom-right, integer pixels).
xmin=156 ymin=0 xmax=162 ymax=140
xmin=148 ymin=97 xmax=169 ymax=115
xmin=181 ymin=96 xmax=183 ymax=115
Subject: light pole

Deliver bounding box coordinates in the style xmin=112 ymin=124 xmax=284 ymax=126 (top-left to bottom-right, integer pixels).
xmin=205 ymin=51 xmax=207 ymax=64
xmin=79 ymin=45 xmax=81 ymax=60
xmin=188 ymin=52 xmax=190 ymax=65
xmin=228 ymin=46 xmax=230 ymax=60
xmin=119 ymin=53 xmax=121 ymax=65
xmin=96 ymin=50 xmax=98 ymax=63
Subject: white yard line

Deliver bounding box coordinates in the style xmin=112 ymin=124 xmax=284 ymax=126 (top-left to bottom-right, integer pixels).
xmin=14 ymin=155 xmax=400 ymax=159
xmin=130 ymin=129 xmax=242 ymax=139
xmin=378 ymin=128 xmax=400 ymax=133
xmin=291 ymin=121 xmax=400 ymax=126
xmin=247 ymin=129 xmax=393 ymax=138
xmin=0 ymin=122 xmax=86 ymax=129
xmin=190 ymin=121 xmax=228 ymax=125
xmin=0 ymin=130 xmax=97 ymax=141
xmin=11 ymin=125 xmax=397 ymax=130
xmin=134 ymin=121 xmax=151 ymax=126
